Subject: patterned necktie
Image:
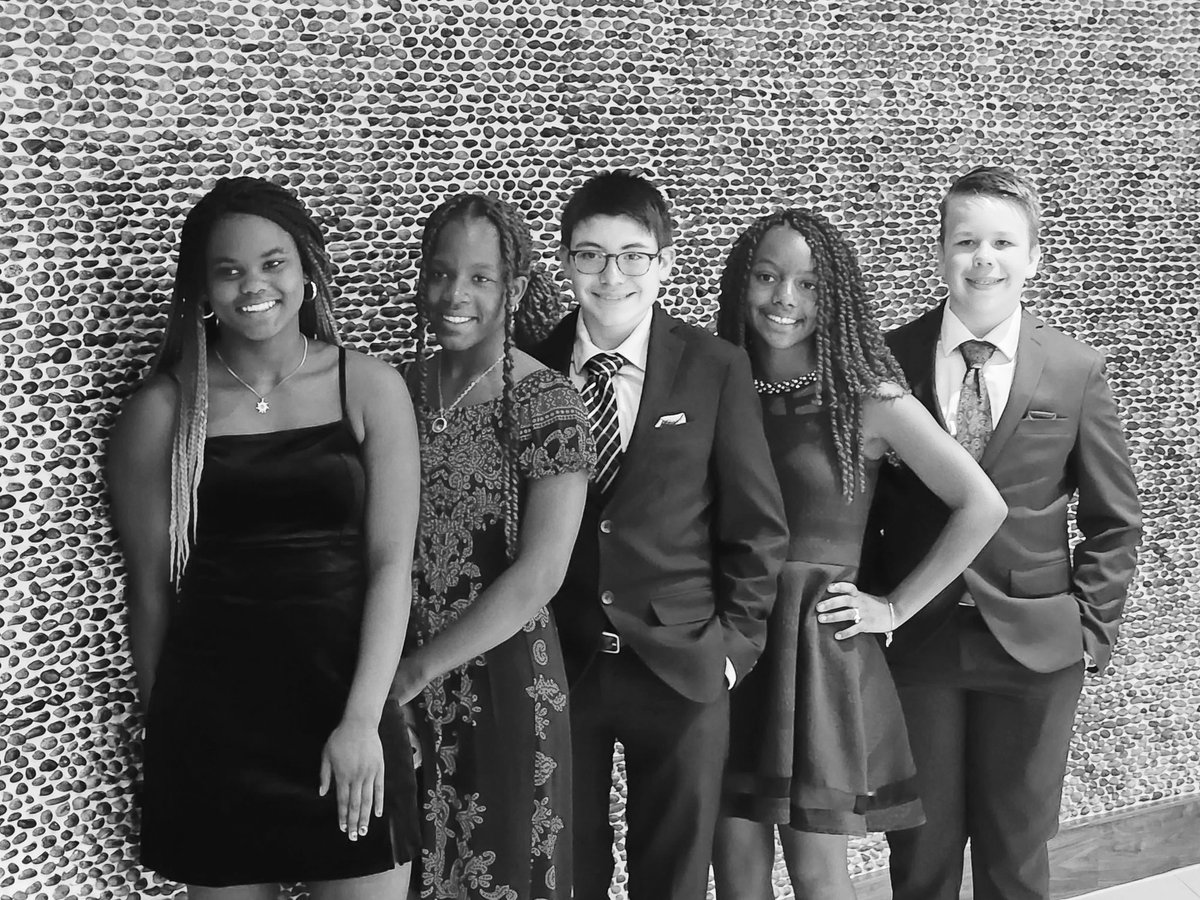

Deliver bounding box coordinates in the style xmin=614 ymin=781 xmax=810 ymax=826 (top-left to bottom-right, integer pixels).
xmin=581 ymin=352 xmax=626 ymax=492
xmin=956 ymin=339 xmax=997 ymax=461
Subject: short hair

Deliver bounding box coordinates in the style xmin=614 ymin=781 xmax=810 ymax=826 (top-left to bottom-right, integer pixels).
xmin=938 ymin=165 xmax=1041 ymax=245
xmin=559 ymin=169 xmax=675 ymax=249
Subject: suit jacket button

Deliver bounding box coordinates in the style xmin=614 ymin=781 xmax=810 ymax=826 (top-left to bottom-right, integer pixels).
xmin=600 ymin=590 xmax=614 ymax=605
xmin=599 ymin=519 xmax=612 ymax=534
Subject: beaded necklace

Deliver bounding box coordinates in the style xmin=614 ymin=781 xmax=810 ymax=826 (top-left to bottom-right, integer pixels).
xmin=753 ymin=369 xmax=819 ymax=395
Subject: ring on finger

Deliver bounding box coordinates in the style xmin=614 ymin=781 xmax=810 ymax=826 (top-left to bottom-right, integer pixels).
xmin=852 ymin=608 xmax=861 ymax=625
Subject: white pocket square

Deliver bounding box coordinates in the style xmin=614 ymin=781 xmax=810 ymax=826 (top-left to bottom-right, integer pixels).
xmin=654 ymin=413 xmax=688 ymax=428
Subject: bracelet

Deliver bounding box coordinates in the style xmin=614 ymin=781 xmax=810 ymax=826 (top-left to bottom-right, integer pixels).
xmin=885 ymin=601 xmax=896 ymax=648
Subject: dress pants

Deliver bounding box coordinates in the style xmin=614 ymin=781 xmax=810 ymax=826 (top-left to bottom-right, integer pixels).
xmin=570 ymin=648 xmax=729 ymax=900
xmin=887 ymin=606 xmax=1086 ymax=900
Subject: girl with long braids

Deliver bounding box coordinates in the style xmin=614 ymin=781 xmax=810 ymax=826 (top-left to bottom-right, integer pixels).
xmin=389 ymin=193 xmax=594 ymax=899
xmin=711 ymin=209 xmax=1006 ymax=899
xmin=107 ymin=176 xmax=421 ymax=897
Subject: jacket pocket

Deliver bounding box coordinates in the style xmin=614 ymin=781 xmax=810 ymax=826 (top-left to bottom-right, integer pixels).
xmin=1009 ymin=562 xmax=1071 ymax=598
xmin=650 ymin=590 xmax=714 ymax=625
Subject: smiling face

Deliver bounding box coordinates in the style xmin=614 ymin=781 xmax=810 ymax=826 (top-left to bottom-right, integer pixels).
xmin=204 ymin=214 xmax=307 ymax=343
xmin=424 ymin=216 xmax=522 ymax=358
xmin=562 ymin=214 xmax=674 ymax=350
xmin=939 ymin=195 xmax=1040 ymax=331
xmin=744 ymin=226 xmax=820 ymax=363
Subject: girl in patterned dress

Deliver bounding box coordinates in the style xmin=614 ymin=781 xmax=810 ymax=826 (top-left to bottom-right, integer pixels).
xmin=390 ymin=194 xmax=595 ymax=899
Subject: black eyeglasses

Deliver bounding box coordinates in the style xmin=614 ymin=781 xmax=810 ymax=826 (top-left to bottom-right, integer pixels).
xmin=566 ymin=249 xmax=664 ymax=276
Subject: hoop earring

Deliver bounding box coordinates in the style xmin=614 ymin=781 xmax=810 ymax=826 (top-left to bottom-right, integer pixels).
xmin=304 ymin=282 xmax=314 ymax=303
xmin=201 ymin=305 xmax=216 ymax=321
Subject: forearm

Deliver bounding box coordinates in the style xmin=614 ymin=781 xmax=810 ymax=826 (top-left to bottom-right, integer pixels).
xmin=405 ymin=561 xmax=559 ymax=688
xmin=886 ymin=502 xmax=1004 ymax=624
xmin=342 ymin=559 xmax=413 ymax=724
xmin=127 ymin=590 xmax=171 ymax=710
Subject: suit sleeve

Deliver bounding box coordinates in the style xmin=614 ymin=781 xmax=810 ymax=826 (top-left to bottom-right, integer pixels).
xmin=1070 ymin=354 xmax=1142 ymax=672
xmin=710 ymin=349 xmax=789 ymax=682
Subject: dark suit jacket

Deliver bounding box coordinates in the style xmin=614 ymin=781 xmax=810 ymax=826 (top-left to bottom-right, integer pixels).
xmin=864 ymin=305 xmax=1141 ymax=674
xmin=532 ymin=305 xmax=789 ymax=703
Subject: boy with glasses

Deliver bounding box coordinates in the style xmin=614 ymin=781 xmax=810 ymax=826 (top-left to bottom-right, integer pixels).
xmin=534 ymin=170 xmax=788 ymax=900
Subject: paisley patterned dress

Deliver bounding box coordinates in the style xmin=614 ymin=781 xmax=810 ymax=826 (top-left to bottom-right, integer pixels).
xmin=409 ymin=368 xmax=594 ymax=900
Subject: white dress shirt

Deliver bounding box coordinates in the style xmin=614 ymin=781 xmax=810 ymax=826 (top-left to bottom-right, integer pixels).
xmin=570 ymin=308 xmax=653 ymax=451
xmin=935 ymin=304 xmax=1023 ymax=432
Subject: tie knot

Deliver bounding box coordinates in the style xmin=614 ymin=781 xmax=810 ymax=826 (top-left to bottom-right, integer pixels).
xmin=585 ymin=352 xmax=625 ymax=381
xmin=959 ymin=339 xmax=996 ymax=370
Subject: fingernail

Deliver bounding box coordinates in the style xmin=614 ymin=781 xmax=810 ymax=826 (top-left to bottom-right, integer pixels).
xmin=359 ymin=826 xmax=368 ymax=836
xmin=819 ymin=615 xmax=828 ymax=623
xmin=340 ymin=822 xmax=347 ymax=832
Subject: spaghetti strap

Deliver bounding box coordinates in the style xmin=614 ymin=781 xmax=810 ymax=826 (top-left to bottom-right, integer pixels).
xmin=338 ymin=347 xmax=348 ymax=420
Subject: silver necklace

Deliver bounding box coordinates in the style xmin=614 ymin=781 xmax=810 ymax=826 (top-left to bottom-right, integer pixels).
xmin=215 ymin=335 xmax=309 ymax=415
xmin=754 ymin=369 xmax=819 ymax=395
xmin=430 ymin=352 xmax=505 ymax=434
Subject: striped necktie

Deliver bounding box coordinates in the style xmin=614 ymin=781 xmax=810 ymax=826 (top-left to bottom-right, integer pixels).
xmin=956 ymin=339 xmax=997 ymax=461
xmin=581 ymin=352 xmax=625 ymax=493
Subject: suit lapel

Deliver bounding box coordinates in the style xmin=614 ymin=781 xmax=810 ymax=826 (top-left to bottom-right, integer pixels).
xmin=979 ymin=310 xmax=1045 ymax=471
xmin=540 ymin=309 xmax=578 ymax=375
xmin=901 ymin=306 xmax=947 ymax=429
xmin=610 ymin=305 xmax=683 ymax=498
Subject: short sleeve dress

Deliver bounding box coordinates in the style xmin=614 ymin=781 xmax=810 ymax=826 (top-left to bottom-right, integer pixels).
xmin=723 ymin=382 xmax=924 ymax=835
xmin=140 ymin=348 xmax=419 ymax=886
xmin=408 ymin=368 xmax=594 ymax=899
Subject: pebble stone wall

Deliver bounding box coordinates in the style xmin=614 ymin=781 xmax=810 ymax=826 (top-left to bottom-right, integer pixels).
xmin=1 ymin=0 xmax=1197 ymax=898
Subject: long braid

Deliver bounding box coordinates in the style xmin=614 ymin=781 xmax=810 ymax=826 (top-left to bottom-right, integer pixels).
xmin=513 ymin=262 xmax=564 ymax=351
xmin=152 ymin=177 xmax=339 ymax=585
xmin=715 ymin=208 xmax=907 ymax=499
xmin=500 ymin=299 xmax=519 ymax=562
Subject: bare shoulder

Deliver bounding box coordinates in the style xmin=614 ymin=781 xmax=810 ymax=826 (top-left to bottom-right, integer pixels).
xmin=340 ymin=348 xmax=414 ymax=439
xmin=113 ymin=373 xmax=178 ymax=438
xmin=108 ymin=373 xmax=179 ymax=477
xmin=342 ymin=347 xmax=409 ymax=397
xmin=861 ymin=387 xmax=935 ymax=457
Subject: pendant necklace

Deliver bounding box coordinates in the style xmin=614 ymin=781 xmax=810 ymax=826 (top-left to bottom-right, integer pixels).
xmin=754 ymin=368 xmax=819 ymax=395
xmin=430 ymin=352 xmax=505 ymax=434
xmin=215 ymin=335 xmax=309 ymax=415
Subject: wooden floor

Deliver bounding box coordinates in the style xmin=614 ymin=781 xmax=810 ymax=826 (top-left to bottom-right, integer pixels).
xmin=1073 ymin=864 xmax=1200 ymax=899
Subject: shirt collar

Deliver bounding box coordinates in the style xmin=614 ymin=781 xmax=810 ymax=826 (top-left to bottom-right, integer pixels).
xmin=572 ymin=306 xmax=654 ymax=375
xmin=939 ymin=303 xmax=1023 ymax=363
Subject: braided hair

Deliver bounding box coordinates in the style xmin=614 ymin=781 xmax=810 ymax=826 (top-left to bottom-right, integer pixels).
xmin=412 ymin=193 xmax=558 ymax=562
xmin=716 ymin=208 xmax=907 ymax=499
xmin=152 ymin=176 xmax=341 ymax=584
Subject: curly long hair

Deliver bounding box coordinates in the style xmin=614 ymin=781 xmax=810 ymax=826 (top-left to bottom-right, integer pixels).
xmin=411 ymin=193 xmax=560 ymax=561
xmin=716 ymin=208 xmax=906 ymax=498
xmin=153 ymin=176 xmax=340 ymax=584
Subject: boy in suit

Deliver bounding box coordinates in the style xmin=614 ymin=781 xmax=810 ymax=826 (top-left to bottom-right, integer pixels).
xmin=864 ymin=166 xmax=1142 ymax=900
xmin=533 ymin=170 xmax=789 ymax=900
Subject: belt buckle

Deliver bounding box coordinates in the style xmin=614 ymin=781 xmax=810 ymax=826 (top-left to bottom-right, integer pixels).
xmin=600 ymin=631 xmax=621 ymax=654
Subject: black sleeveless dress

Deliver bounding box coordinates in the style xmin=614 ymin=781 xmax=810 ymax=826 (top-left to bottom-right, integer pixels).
xmin=141 ymin=349 xmax=418 ymax=886
xmin=724 ymin=383 xmax=923 ymax=835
